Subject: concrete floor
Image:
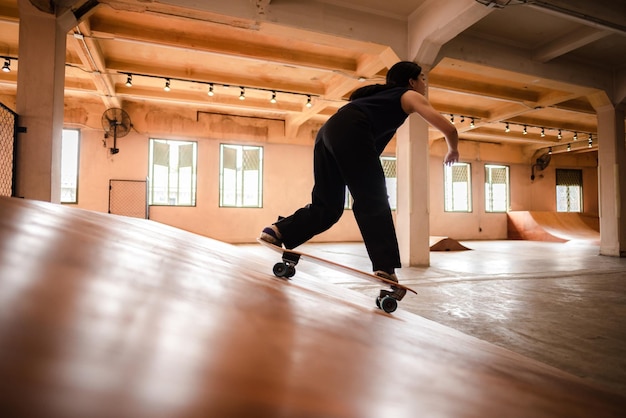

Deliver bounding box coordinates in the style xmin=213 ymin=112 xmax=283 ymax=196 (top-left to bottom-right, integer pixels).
xmin=240 ymin=239 xmax=626 ymax=397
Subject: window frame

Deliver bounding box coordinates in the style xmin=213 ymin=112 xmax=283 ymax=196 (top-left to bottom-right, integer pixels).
xmin=148 ymin=138 xmax=198 ymax=207
xmin=444 ymin=162 xmax=472 ymax=213
xmin=556 ymin=168 xmax=583 ymax=213
xmin=60 ymin=128 xmax=80 ymax=204
xmin=219 ymin=143 xmax=264 ymax=208
xmin=484 ymin=164 xmax=510 ymax=213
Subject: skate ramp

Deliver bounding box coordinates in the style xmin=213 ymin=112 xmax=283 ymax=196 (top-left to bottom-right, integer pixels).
xmin=429 ymin=235 xmax=471 ymax=251
xmin=0 ymin=197 xmax=622 ymax=417
xmin=508 ymin=211 xmax=600 ymax=243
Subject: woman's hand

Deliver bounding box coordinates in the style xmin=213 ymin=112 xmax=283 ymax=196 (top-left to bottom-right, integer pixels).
xmin=444 ymin=149 xmax=459 ymax=166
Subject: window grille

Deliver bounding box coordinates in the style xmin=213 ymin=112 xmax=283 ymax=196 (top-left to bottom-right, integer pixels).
xmin=444 ymin=162 xmax=472 ymax=212
xmin=556 ymin=169 xmax=582 ymax=212
xmin=485 ymin=164 xmax=509 ymax=212
xmin=0 ymin=103 xmax=17 ymax=197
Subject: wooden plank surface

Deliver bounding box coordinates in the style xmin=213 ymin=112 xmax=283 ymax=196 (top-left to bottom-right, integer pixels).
xmin=0 ymin=197 xmax=624 ymax=417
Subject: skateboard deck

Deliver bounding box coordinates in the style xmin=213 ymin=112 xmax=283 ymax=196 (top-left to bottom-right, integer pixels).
xmin=257 ymin=238 xmax=416 ymax=313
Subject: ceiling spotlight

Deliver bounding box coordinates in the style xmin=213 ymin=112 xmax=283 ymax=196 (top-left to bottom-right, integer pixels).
xmin=505 ymin=122 xmax=510 ymax=133
xmin=208 ymin=83 xmax=214 ymax=96
xmin=450 ymin=114 xmax=455 ymax=124
xmin=164 ymin=78 xmax=171 ymax=92
xmin=541 ymin=128 xmax=545 ymax=137
xmin=588 ymin=134 xmax=593 ymax=148
xmin=270 ymin=91 xmax=277 ymax=104
xmin=557 ymin=130 xmax=562 ymax=140
xmin=573 ymin=132 xmax=578 ymax=141
xmin=567 ymin=143 xmax=571 ymax=152
xmin=2 ymin=58 xmax=10 ymax=73
xmin=523 ymin=125 xmax=528 ymax=135
xmin=460 ymin=116 xmax=465 ymax=123
xmin=306 ymin=95 xmax=312 ymax=108
xmin=125 ymin=74 xmax=132 ymax=87
xmin=239 ymin=87 xmax=245 ymax=100
xmin=470 ymin=118 xmax=475 ymax=128
xmin=548 ymin=147 xmax=552 ymax=155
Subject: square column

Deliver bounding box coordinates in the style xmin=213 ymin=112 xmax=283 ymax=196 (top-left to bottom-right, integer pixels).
xmin=597 ymin=106 xmax=626 ymax=257
xmin=396 ymin=113 xmax=430 ymax=267
xmin=15 ymin=0 xmax=76 ymax=202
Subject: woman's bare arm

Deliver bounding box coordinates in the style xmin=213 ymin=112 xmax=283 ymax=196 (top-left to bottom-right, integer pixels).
xmin=401 ymin=90 xmax=459 ymax=165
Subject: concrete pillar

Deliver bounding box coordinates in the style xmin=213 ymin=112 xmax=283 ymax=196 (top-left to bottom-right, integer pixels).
xmin=15 ymin=0 xmax=76 ymax=202
xmin=597 ymin=105 xmax=626 ymax=257
xmin=396 ymin=113 xmax=430 ymax=267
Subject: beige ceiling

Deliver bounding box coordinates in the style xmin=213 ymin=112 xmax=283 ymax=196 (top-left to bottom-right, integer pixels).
xmin=0 ymin=0 xmax=625 ymax=155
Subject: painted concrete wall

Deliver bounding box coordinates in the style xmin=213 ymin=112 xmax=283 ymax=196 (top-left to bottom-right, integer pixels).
xmin=59 ymin=98 xmax=598 ymax=244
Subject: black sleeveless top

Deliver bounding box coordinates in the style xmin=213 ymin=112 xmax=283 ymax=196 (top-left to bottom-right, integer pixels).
xmin=343 ymin=86 xmax=410 ymax=153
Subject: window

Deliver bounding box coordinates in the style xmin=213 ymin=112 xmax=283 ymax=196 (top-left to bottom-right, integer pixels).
xmin=381 ymin=156 xmax=397 ymax=210
xmin=220 ymin=144 xmax=263 ymax=207
xmin=61 ymin=129 xmax=80 ymax=203
xmin=485 ymin=164 xmax=509 ymax=212
xmin=344 ymin=156 xmax=397 ymax=210
xmin=556 ymin=169 xmax=582 ymax=212
xmin=444 ymin=162 xmax=471 ymax=212
xmin=149 ymin=139 xmax=197 ymax=206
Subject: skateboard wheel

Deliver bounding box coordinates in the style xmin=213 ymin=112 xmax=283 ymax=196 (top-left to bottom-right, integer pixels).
xmin=272 ymin=262 xmax=289 ymax=278
xmin=379 ymin=296 xmax=398 ymax=313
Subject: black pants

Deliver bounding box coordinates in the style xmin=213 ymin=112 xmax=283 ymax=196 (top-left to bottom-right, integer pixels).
xmin=275 ymin=107 xmax=401 ymax=273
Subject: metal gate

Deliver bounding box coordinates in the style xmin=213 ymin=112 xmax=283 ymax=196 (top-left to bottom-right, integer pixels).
xmin=108 ymin=179 xmax=148 ymax=219
xmin=0 ymin=103 xmax=17 ymax=197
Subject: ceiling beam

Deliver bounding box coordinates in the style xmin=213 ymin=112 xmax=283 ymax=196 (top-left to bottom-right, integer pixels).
xmin=408 ymin=0 xmax=493 ymax=65
xmin=533 ymin=26 xmax=612 ymax=63
xmin=67 ymin=21 xmax=120 ymax=108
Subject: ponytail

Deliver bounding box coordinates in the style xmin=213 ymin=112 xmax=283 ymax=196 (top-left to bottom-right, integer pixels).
xmin=349 ymin=61 xmax=422 ymax=101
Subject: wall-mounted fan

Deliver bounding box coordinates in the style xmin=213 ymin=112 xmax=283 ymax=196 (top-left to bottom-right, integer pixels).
xmin=101 ymin=108 xmax=132 ymax=154
xmin=530 ymin=152 xmax=551 ymax=181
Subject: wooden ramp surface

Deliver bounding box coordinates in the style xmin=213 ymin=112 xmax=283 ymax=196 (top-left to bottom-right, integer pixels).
xmin=508 ymin=211 xmax=600 ymax=243
xmin=429 ymin=236 xmax=471 ymax=251
xmin=0 ymin=197 xmax=623 ymax=418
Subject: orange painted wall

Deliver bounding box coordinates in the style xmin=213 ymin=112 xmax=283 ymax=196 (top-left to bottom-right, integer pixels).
xmin=60 ymin=99 xmax=598 ymax=243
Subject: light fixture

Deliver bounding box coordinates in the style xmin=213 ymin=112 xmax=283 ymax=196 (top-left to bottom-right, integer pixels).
xmin=450 ymin=114 xmax=455 ymax=124
xmin=460 ymin=116 xmax=465 ymax=123
xmin=557 ymin=130 xmax=562 ymax=140
xmin=541 ymin=128 xmax=545 ymax=137
xmin=573 ymin=132 xmax=578 ymax=141
xmin=164 ymin=78 xmax=171 ymax=92
xmin=306 ymin=95 xmax=312 ymax=108
xmin=567 ymin=143 xmax=571 ymax=152
xmin=358 ymin=76 xmax=366 ymax=82
xmin=548 ymin=147 xmax=552 ymax=154
xmin=588 ymin=134 xmax=593 ymax=148
xmin=208 ymin=83 xmax=214 ymax=96
xmin=270 ymin=91 xmax=277 ymax=104
xmin=505 ymin=123 xmax=510 ymax=133
xmin=1 ymin=58 xmax=10 ymax=73
xmin=470 ymin=118 xmax=475 ymax=128
xmin=125 ymin=74 xmax=132 ymax=87
xmin=523 ymin=125 xmax=528 ymax=135
xmin=239 ymin=87 xmax=245 ymax=100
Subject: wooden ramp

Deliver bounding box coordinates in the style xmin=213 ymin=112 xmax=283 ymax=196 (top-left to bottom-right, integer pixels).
xmin=508 ymin=211 xmax=600 ymax=243
xmin=429 ymin=236 xmax=471 ymax=251
xmin=0 ymin=197 xmax=623 ymax=418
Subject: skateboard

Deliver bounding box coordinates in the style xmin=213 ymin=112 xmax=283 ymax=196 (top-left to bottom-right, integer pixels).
xmin=257 ymin=238 xmax=416 ymax=313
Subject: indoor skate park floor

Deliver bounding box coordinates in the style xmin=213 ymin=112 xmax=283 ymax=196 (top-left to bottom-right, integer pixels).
xmin=1 ymin=196 xmax=625 ymax=417
xmin=240 ymin=239 xmax=626 ymax=398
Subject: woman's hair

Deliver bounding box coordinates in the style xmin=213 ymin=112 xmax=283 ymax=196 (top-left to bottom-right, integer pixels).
xmin=349 ymin=61 xmax=422 ymax=101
